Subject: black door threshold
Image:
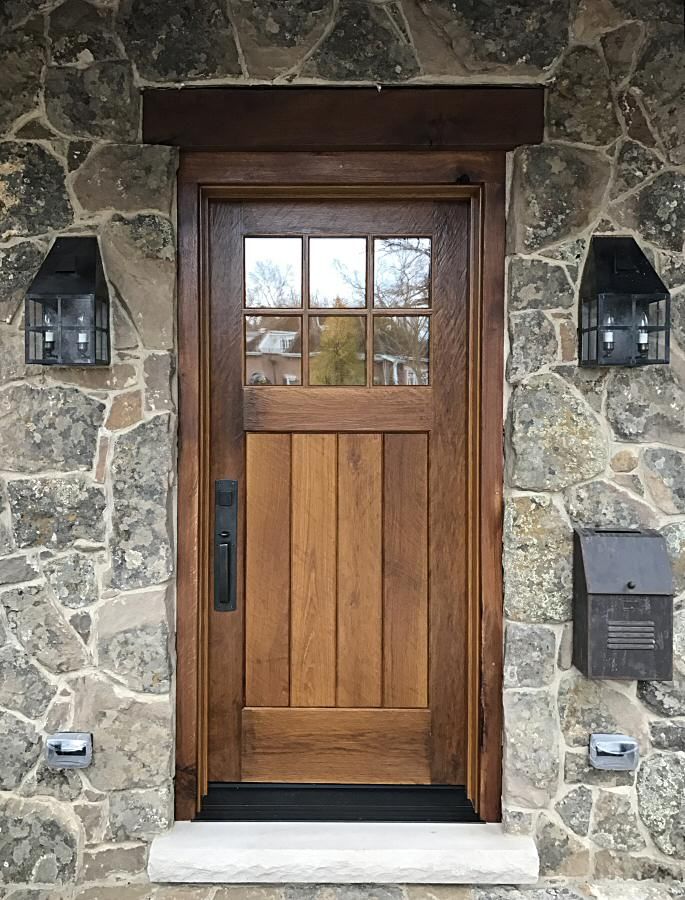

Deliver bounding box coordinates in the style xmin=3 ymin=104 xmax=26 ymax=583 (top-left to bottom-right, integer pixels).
xmin=195 ymin=783 xmax=481 ymax=822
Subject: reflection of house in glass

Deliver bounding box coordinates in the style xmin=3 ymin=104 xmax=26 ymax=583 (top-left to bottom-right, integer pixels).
xmin=373 ymin=315 xmax=430 ymax=385
xmin=245 ymin=316 xmax=302 ymax=385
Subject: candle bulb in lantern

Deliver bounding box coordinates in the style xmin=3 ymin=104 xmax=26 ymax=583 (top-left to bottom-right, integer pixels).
xmin=638 ymin=312 xmax=649 ymax=356
xmin=43 ymin=310 xmax=55 ymax=355
xmin=602 ymin=312 xmax=615 ymax=355
xmin=76 ymin=313 xmax=89 ymax=357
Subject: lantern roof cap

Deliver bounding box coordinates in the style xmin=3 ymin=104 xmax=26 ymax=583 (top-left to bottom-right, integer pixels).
xmin=27 ymin=236 xmax=103 ymax=298
xmin=581 ymin=235 xmax=669 ymax=301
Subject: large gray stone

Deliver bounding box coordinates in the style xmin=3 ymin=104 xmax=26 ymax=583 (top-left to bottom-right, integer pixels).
xmin=504 ymin=494 xmax=572 ymax=623
xmin=108 ymin=786 xmax=172 ymax=840
xmin=43 ymin=552 xmax=99 ymax=609
xmin=536 ymin=814 xmax=590 ymax=876
xmin=558 ymin=671 xmax=649 ymax=748
xmin=20 ymin=758 xmax=83 ymax=802
xmin=555 ymin=785 xmax=592 ymax=836
xmin=632 ymin=23 xmax=685 ymax=166
xmin=510 ymin=144 xmax=611 ymax=253
xmin=73 ymin=144 xmax=177 ymax=216
xmin=45 ymin=61 xmax=139 ymax=141
xmin=642 ymin=448 xmax=685 ymax=514
xmin=230 ymin=0 xmax=333 ymax=78
xmin=565 ymin=479 xmax=657 ymax=529
xmin=593 ymin=849 xmax=684 ymax=882
xmin=611 ymin=140 xmax=662 ymax=199
xmin=0 ymin=23 xmax=43 ymax=133
xmin=0 ymin=384 xmax=104 ymax=473
xmin=606 ymin=364 xmax=685 ymax=446
xmin=118 ymin=0 xmax=241 ymax=81
xmin=48 ymin=0 xmax=120 ymax=66
xmin=0 ymin=479 xmax=15 ymax=556
xmin=637 ymin=752 xmax=685 ymax=856
xmin=507 ymin=257 xmax=574 ymax=312
xmin=304 ymin=1 xmax=419 ymax=81
xmin=617 ymin=89 xmax=659 ymax=147
xmin=0 ymin=143 xmax=72 ymax=240
xmin=415 ymin=0 xmax=569 ymax=74
xmin=601 ymin=21 xmax=644 ymax=84
xmin=8 ymin=476 xmax=106 ymax=548
xmin=144 ymin=352 xmax=175 ymax=412
xmin=638 ymin=600 xmax=685 ymax=717
xmin=612 ymin=171 xmax=685 ymax=253
xmin=1 ymin=583 xmax=88 ymax=673
xmin=0 ymin=795 xmax=78 ymax=885
xmin=509 ymin=374 xmax=607 ymax=490
xmin=101 ymin=214 xmax=175 ymax=351
xmin=110 ymin=416 xmax=174 ymax=590
xmin=650 ymin=720 xmax=685 ymax=751
xmin=507 ymin=311 xmax=558 ymax=383
xmin=564 ymin=748 xmax=635 ymax=787
xmin=96 ymin=587 xmax=170 ymax=692
xmin=504 ymin=622 xmax=556 ymax=687
xmin=591 ymin=789 xmax=645 ymax=850
xmin=0 ymin=0 xmax=54 ymax=32
xmin=71 ymin=674 xmax=172 ymax=790
xmin=552 ymin=365 xmax=609 ymax=413
xmin=661 ymin=522 xmax=685 ymax=595
xmin=0 ymin=644 xmax=55 ymax=718
xmin=503 ymin=690 xmax=559 ymax=808
xmin=81 ymin=843 xmax=147 ymax=880
xmin=547 ymin=46 xmax=620 ymax=146
xmin=0 ymin=240 xmax=45 ymax=324
xmin=0 ymin=554 xmax=39 ymax=585
xmin=0 ymin=709 xmax=41 ymax=789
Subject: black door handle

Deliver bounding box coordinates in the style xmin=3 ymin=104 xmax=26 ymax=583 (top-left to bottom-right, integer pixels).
xmin=214 ymin=479 xmax=238 ymax=612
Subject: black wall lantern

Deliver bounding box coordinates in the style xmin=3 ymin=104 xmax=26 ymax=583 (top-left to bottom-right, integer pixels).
xmin=25 ymin=236 xmax=110 ymax=366
xmin=578 ymin=236 xmax=670 ymax=367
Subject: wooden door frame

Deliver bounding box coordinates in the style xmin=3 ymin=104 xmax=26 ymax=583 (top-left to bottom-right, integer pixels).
xmin=175 ymin=151 xmax=506 ymax=823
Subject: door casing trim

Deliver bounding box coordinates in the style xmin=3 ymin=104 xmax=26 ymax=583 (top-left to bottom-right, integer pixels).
xmin=176 ymin=153 xmax=505 ymax=822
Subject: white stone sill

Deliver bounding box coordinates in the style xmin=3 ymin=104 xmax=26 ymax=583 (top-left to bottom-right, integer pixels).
xmin=148 ymin=821 xmax=539 ymax=884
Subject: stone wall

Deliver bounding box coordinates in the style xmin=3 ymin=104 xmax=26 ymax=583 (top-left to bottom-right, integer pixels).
xmin=0 ymin=1 xmax=683 ymax=897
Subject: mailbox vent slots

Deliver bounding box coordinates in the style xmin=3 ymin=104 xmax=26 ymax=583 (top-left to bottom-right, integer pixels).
xmin=607 ymin=619 xmax=656 ymax=651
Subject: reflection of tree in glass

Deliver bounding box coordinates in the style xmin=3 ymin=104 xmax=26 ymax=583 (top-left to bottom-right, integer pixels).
xmin=374 ymin=316 xmax=429 ymax=385
xmin=247 ymin=260 xmax=298 ymax=307
xmin=375 ymin=238 xmax=430 ymax=309
xmin=310 ymin=312 xmax=365 ymax=385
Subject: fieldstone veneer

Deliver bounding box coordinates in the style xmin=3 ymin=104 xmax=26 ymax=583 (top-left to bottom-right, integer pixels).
xmin=0 ymin=0 xmax=683 ymax=896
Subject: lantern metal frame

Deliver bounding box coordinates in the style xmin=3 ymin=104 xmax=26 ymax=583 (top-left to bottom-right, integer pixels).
xmin=578 ymin=235 xmax=670 ymax=368
xmin=24 ymin=236 xmax=111 ymax=367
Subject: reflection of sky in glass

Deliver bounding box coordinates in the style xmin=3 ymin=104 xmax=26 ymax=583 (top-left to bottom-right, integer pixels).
xmin=374 ymin=238 xmax=431 ymax=308
xmin=310 ymin=238 xmax=366 ymax=308
xmin=245 ymin=237 xmax=302 ymax=308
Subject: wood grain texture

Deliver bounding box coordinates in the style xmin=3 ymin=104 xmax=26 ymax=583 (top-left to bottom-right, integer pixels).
xmin=245 ymin=434 xmax=291 ymax=707
xmin=383 ymin=434 xmax=429 ymax=709
xmin=244 ymin=387 xmax=432 ymax=432
xmin=242 ymin=708 xmax=431 ymax=783
xmin=337 ymin=434 xmax=383 ymax=707
xmin=429 ymin=202 xmax=470 ymax=784
xmin=290 ymin=434 xmax=337 ymax=707
xmin=207 ymin=201 xmax=245 ymax=782
xmin=175 ymin=176 xmax=202 ymax=819
xmin=145 ymin=87 xmax=544 ymax=151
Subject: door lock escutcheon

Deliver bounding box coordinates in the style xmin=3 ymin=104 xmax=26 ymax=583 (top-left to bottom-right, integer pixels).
xmin=214 ymin=479 xmax=238 ymax=612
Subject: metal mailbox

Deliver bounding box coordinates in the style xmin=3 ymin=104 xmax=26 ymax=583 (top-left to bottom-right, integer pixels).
xmin=573 ymin=527 xmax=673 ymax=680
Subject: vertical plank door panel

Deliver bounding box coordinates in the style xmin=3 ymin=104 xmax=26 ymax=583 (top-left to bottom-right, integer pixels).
xmin=383 ymin=433 xmax=429 ymax=708
xmin=245 ymin=433 xmax=292 ymax=707
xmin=337 ymin=434 xmax=383 ymax=707
xmin=291 ymin=433 xmax=337 ymax=706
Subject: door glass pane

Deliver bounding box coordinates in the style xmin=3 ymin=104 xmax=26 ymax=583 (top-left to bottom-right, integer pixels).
xmin=373 ymin=316 xmax=430 ymax=385
xmin=245 ymin=315 xmax=301 ymax=385
xmin=310 ymin=238 xmax=366 ymax=308
xmin=309 ymin=316 xmax=366 ymax=385
xmin=245 ymin=237 xmax=302 ymax=308
xmin=374 ymin=238 xmax=431 ymax=308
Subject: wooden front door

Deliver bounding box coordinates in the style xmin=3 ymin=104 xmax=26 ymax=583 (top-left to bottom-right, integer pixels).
xmin=207 ymin=193 xmax=471 ymax=791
